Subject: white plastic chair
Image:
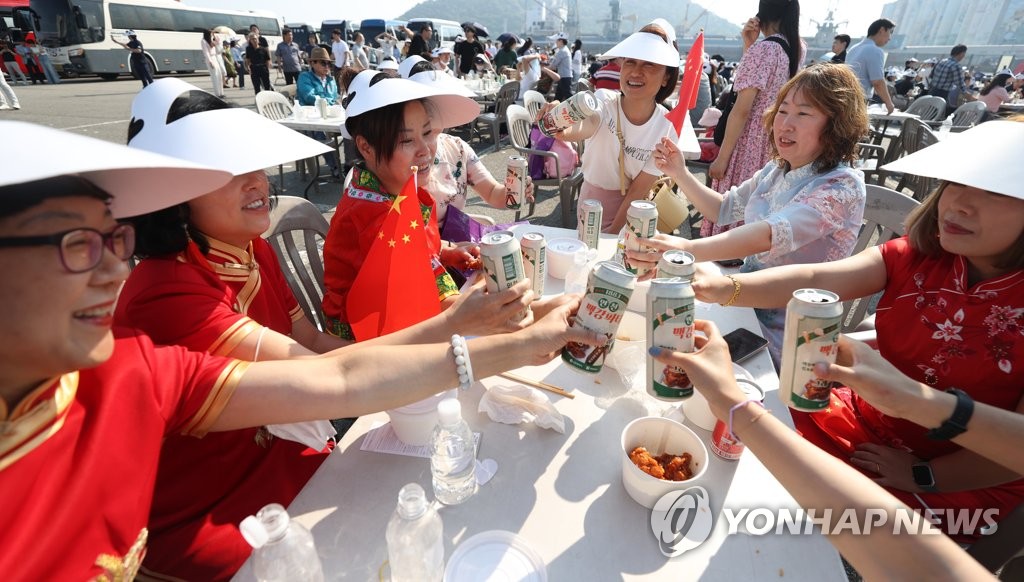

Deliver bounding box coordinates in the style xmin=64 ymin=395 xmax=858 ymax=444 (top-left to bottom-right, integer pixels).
xmin=506 ymin=103 xmax=583 ymax=226
xmin=262 ymin=196 xmax=330 ymax=331
xmin=522 ymin=89 xmax=547 ymax=121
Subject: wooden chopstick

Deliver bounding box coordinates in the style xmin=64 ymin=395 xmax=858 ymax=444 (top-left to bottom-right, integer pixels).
xmin=498 ymin=373 xmax=575 ymax=399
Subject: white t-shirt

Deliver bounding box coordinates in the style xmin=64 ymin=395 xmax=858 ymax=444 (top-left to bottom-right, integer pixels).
xmin=581 ymin=89 xmax=674 ymax=190
xmin=571 ymin=50 xmax=583 ymax=77
xmin=332 ymin=40 xmax=350 ymax=68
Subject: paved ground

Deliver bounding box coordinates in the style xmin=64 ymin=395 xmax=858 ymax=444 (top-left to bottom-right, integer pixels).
xmin=4 ymin=74 xmax=710 ymax=230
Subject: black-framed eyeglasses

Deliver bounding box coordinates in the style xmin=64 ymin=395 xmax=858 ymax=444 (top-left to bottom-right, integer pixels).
xmin=0 ymin=223 xmax=136 ymax=273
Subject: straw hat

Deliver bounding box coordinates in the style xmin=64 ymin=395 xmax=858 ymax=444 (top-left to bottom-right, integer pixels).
xmin=342 ymin=70 xmax=480 ymax=137
xmin=1 ymin=121 xmax=231 ymax=219
xmin=882 ymin=121 xmax=1024 ymax=201
xmin=126 ymin=78 xmax=331 ymax=177
xmin=308 ymin=47 xmax=331 ymax=62
xmin=600 ymin=31 xmax=679 ymax=68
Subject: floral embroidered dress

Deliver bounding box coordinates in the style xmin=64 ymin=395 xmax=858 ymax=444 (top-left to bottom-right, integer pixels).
xmin=704 ymin=34 xmax=795 ymax=236
xmin=425 ymin=132 xmax=490 ymax=229
xmin=794 ymin=237 xmax=1024 ymax=540
xmin=721 ymin=160 xmax=866 ymax=357
xmin=322 ymin=166 xmax=458 ymax=340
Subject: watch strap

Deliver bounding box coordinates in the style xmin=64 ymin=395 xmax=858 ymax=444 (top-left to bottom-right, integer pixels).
xmin=926 ymin=387 xmax=974 ymax=441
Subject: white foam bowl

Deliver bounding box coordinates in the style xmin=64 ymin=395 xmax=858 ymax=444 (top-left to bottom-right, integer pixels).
xmin=606 ymin=310 xmax=645 ymax=371
xmin=386 ymin=390 xmax=457 ymax=446
xmin=621 ymin=416 xmax=709 ymax=509
xmin=546 ymin=237 xmax=587 ymax=279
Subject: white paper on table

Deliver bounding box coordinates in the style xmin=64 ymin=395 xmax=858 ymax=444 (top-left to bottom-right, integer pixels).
xmin=359 ymin=421 xmax=481 ymax=459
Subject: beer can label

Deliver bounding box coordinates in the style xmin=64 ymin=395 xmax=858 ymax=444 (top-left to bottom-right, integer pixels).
xmin=578 ymin=200 xmax=602 ymax=251
xmin=711 ymin=420 xmax=744 ymax=461
xmin=623 ymin=202 xmax=658 ymax=276
xmin=562 ymin=263 xmax=635 ymax=373
xmin=504 ymin=157 xmax=527 ymax=210
xmin=648 ymin=285 xmax=696 ymax=400
xmin=540 ymin=92 xmax=598 ymax=137
xmin=783 ymin=315 xmax=840 ymax=410
xmin=521 ymin=233 xmax=546 ymax=297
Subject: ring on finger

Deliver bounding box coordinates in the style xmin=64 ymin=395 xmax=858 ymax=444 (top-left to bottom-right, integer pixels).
xmin=874 ymin=462 xmax=880 ymax=473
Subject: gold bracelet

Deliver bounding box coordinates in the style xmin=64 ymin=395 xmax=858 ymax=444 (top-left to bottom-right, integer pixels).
xmin=721 ymin=275 xmax=741 ymax=307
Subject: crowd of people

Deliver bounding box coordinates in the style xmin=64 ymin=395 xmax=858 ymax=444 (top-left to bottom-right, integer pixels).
xmin=2 ymin=0 xmax=1023 ymax=579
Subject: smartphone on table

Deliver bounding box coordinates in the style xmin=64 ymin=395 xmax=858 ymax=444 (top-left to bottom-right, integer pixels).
xmin=723 ymin=328 xmax=769 ymax=364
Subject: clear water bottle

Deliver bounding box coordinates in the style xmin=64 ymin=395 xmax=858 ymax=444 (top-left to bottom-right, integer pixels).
xmin=239 ymin=503 xmax=324 ymax=582
xmin=430 ymin=399 xmax=478 ymax=505
xmin=385 ymin=483 xmax=444 ymax=582
xmin=939 ymin=113 xmax=953 ymax=135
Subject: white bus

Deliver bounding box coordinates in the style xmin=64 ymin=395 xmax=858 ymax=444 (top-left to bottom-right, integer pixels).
xmin=27 ymin=0 xmax=281 ymax=79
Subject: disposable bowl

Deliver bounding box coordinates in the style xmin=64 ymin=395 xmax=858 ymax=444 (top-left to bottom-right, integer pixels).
xmin=620 ymin=416 xmax=709 ymax=509
xmin=386 ymin=390 xmax=457 ymax=446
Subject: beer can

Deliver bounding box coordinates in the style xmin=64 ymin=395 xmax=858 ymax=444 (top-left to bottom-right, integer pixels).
xmin=562 ymin=261 xmax=636 ymax=373
xmin=711 ymin=379 xmax=766 ymax=461
xmin=504 ymin=156 xmax=527 ymax=210
xmin=479 ymin=230 xmax=529 ymax=322
xmin=623 ymin=201 xmax=658 ymax=277
xmin=520 ymin=232 xmax=546 ymax=298
xmin=646 ymin=278 xmax=696 ymax=400
xmin=540 ymin=91 xmax=601 ymax=137
xmin=778 ymin=289 xmax=843 ymax=412
xmin=578 ymin=199 xmax=602 ymax=251
xmin=657 ymin=250 xmax=696 ymax=281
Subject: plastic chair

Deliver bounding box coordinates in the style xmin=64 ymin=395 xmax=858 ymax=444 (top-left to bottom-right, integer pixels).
xmin=840 ymin=185 xmax=920 ymax=331
xmin=262 ymin=196 xmax=331 ymax=331
xmin=903 ymin=95 xmax=947 ymax=121
xmin=947 ymin=101 xmax=987 ymax=132
xmin=506 ymin=104 xmax=583 ymax=226
xmin=277 ymin=84 xmax=297 ymax=105
xmin=522 ymin=90 xmax=547 ymax=122
xmin=474 ymin=81 xmax=520 ymax=151
xmin=894 ymin=119 xmax=939 ymax=200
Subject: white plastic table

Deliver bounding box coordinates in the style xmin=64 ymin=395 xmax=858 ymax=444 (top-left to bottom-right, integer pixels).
xmin=234 ymin=225 xmax=845 ymax=581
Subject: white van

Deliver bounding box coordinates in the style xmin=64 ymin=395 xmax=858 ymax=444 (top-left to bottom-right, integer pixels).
xmin=406 ymin=18 xmax=462 ymax=52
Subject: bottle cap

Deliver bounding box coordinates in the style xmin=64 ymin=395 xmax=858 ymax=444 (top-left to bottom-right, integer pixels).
xmin=239 ymin=514 xmax=269 ymax=549
xmin=437 ymin=397 xmax=463 ymax=425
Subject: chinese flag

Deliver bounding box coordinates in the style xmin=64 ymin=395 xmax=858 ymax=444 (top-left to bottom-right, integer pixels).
xmin=346 ymin=175 xmax=441 ymax=340
xmin=665 ymin=30 xmax=705 ymax=136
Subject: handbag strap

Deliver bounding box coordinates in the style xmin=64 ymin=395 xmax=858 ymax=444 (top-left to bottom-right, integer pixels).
xmin=615 ymin=99 xmax=627 ymax=197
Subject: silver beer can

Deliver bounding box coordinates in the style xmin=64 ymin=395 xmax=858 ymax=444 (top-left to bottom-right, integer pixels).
xmin=657 ymin=250 xmax=696 ymax=282
xmin=480 ymin=230 xmax=529 ymax=322
xmin=520 ymin=232 xmax=547 ymax=298
xmin=778 ymin=289 xmax=843 ymax=412
xmin=540 ymin=91 xmax=601 ymax=137
xmin=562 ymin=261 xmax=636 ymax=373
xmin=578 ymin=199 xmax=602 ymax=251
xmin=504 ymin=156 xmax=527 ymax=210
xmin=646 ymin=278 xmax=696 ymax=400
xmin=623 ymin=201 xmax=659 ymax=277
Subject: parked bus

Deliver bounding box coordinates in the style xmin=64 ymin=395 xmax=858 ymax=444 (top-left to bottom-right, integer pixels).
xmin=27 ymin=0 xmax=281 ymax=79
xmin=406 ymin=17 xmax=461 ymax=52
xmin=284 ymin=21 xmax=314 ymax=48
xmin=319 ymin=19 xmax=355 ymax=43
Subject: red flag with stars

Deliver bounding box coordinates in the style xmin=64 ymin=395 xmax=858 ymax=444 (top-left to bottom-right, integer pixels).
xmin=665 ymin=30 xmax=705 ymax=136
xmin=346 ymin=174 xmax=441 ymax=340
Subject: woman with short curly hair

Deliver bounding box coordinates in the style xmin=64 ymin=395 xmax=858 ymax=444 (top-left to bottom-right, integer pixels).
xmin=631 ymin=63 xmax=868 ymax=361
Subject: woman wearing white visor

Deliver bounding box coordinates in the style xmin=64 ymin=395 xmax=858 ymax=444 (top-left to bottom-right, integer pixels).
xmin=541 ymin=24 xmax=680 ymax=233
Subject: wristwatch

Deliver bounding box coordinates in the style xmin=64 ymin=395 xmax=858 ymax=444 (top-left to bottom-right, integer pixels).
xmin=912 ymin=462 xmax=938 ymax=493
xmin=926 ymin=387 xmax=974 ymax=440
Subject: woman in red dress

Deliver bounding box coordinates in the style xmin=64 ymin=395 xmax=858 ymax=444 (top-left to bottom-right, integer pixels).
xmin=117 ymin=79 xmax=536 ymax=579
xmin=0 ymin=120 xmax=598 ymax=580
xmin=690 ymin=120 xmax=1024 ymax=540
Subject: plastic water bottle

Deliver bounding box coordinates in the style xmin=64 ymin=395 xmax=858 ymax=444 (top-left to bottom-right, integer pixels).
xmin=939 ymin=113 xmax=953 ymax=135
xmin=239 ymin=503 xmax=324 ymax=582
xmin=565 ymin=247 xmax=598 ymax=295
xmin=430 ymin=399 xmax=478 ymax=505
xmin=385 ymin=483 xmax=444 ymax=582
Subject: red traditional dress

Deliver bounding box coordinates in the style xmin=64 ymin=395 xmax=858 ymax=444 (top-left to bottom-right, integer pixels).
xmin=115 ymin=237 xmax=328 ymax=581
xmin=794 ymin=237 xmax=1024 ymax=539
xmin=322 ymin=166 xmax=458 ymax=339
xmin=0 ymin=330 xmax=245 ymax=580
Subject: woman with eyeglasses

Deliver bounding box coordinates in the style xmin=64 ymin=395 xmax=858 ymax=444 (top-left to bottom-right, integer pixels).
xmin=113 ymin=79 xmax=545 ymax=579
xmin=0 ymin=120 xmax=598 ymax=580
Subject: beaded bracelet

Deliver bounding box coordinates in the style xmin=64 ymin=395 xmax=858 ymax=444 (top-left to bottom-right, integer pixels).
xmin=722 ymin=275 xmax=741 ymax=307
xmin=728 ymin=399 xmax=768 ymax=442
xmin=450 ymin=334 xmax=475 ymax=391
